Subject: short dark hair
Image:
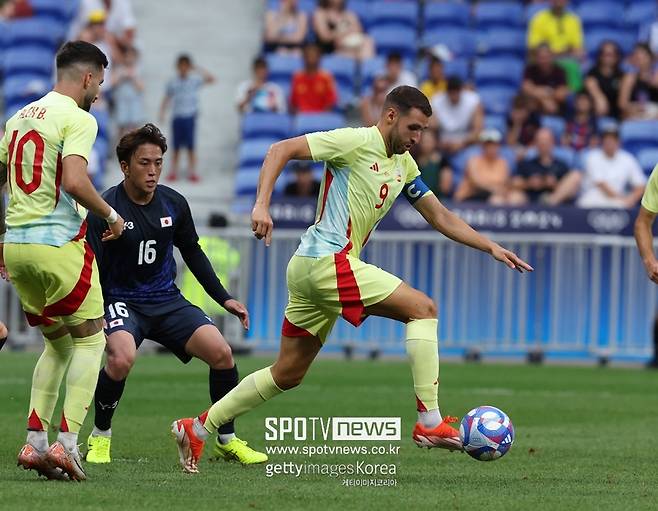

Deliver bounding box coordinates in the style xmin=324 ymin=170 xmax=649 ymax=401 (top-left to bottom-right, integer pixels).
xmin=116 ymin=123 xmax=168 ymax=164
xmin=383 ymin=86 xmax=432 ymax=117
xmin=177 ymin=54 xmax=192 ymax=66
xmin=56 ymin=41 xmax=108 ymax=72
xmin=253 ymin=56 xmax=267 ymax=69
xmin=387 ymin=52 xmax=403 ymax=63
xmin=446 ymin=76 xmax=463 ymax=91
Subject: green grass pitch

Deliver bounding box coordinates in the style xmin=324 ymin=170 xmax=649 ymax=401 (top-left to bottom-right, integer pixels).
xmin=1 ymin=352 xmax=657 ymax=511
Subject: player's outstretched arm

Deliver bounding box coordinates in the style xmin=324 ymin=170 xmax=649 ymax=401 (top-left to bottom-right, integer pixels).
xmin=414 ymin=193 xmax=533 ymax=273
xmin=62 ymin=155 xmax=125 ymax=240
xmin=0 ymin=162 xmax=7 ymax=280
xmin=634 ymin=206 xmax=658 ymax=283
xmin=252 ymin=136 xmax=313 ymax=246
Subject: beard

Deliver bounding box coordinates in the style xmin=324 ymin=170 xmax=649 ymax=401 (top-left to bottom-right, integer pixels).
xmin=81 ymin=93 xmax=95 ymax=112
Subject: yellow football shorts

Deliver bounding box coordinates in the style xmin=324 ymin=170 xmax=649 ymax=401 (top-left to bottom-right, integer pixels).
xmin=4 ymin=239 xmax=103 ymax=328
xmin=282 ymin=253 xmax=402 ymax=343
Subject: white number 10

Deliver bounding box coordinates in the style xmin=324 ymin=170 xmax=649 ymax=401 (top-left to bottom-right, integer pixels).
xmin=138 ymin=239 xmax=157 ymax=265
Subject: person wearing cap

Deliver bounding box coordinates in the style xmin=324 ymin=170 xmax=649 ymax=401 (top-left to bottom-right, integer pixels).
xmin=513 ymin=127 xmax=582 ymax=205
xmin=454 ymin=129 xmax=519 ymax=205
xmin=431 ymin=76 xmax=483 ymax=155
xmin=284 ymin=162 xmax=321 ymax=197
xmin=578 ymin=124 xmax=646 ymax=208
xmin=79 ymin=9 xmax=116 ymax=80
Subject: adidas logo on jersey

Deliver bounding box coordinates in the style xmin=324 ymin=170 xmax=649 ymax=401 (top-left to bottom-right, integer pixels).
xmin=369 ymin=162 xmax=379 ymax=173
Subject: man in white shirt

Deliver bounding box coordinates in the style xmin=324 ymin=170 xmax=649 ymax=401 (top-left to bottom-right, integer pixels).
xmin=578 ymin=125 xmax=646 ymax=208
xmin=236 ymin=57 xmax=286 ymax=114
xmin=431 ymin=76 xmax=484 ymax=154
xmin=382 ymin=53 xmax=418 ymax=92
xmin=69 ymin=0 xmax=137 ymax=50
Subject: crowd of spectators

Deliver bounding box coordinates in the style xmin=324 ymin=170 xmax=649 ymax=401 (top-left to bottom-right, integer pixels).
xmin=238 ymin=0 xmax=658 ymax=207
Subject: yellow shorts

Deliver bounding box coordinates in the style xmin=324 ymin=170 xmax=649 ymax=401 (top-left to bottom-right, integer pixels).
xmin=4 ymin=239 xmax=103 ymax=328
xmin=283 ymin=254 xmax=402 ymax=343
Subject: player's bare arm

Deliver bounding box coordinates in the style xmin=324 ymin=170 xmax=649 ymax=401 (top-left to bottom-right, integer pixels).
xmin=634 ymin=206 xmax=658 ymax=283
xmin=61 ymin=154 xmax=125 ymax=240
xmin=413 ymin=193 xmax=533 ymax=273
xmin=0 ymin=161 xmax=6 ymax=278
xmin=252 ymin=136 xmax=313 ymax=246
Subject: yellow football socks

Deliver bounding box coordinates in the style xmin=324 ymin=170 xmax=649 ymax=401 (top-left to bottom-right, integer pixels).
xmin=405 ymin=318 xmax=439 ymax=413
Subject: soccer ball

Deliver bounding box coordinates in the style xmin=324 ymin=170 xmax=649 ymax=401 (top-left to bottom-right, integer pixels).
xmin=459 ymin=405 xmax=514 ymax=461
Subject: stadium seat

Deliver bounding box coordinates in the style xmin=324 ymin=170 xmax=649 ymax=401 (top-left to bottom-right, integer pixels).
xmin=577 ymin=3 xmax=625 ymax=31
xmin=2 ymin=75 xmax=51 ymax=105
xmin=620 ymin=120 xmax=658 ymax=154
xmin=484 ymin=114 xmax=507 ymax=135
xmin=91 ymin=108 xmax=111 ymax=142
xmin=3 ymin=46 xmax=54 ymax=76
xmin=242 ymin=112 xmax=292 ymax=140
xmin=473 ymin=58 xmax=524 ymax=88
xmin=369 ymin=26 xmax=417 ymax=60
xmin=585 ymin=29 xmax=636 ymax=60
xmin=292 ymin=113 xmax=345 ymax=136
xmin=422 ymin=28 xmax=477 ymax=59
xmin=348 ymin=0 xmax=373 ymax=29
xmin=541 ymin=116 xmax=567 ymax=141
xmin=474 ymin=2 xmax=524 ymax=29
xmin=321 ymin=55 xmax=357 ymax=93
xmin=369 ymin=1 xmax=419 ymax=30
xmin=424 ymin=2 xmax=471 ymax=29
xmin=637 ymin=148 xmax=658 ymax=175
xmin=477 ymin=29 xmax=526 ymax=58
xmin=238 ymin=140 xmax=276 ymax=167
xmin=267 ymin=0 xmax=315 ymax=14
xmin=478 ymin=86 xmax=516 ymax=115
xmin=525 ymin=2 xmax=549 ymax=23
xmin=4 ymin=18 xmax=63 ymax=48
xmin=523 ymin=146 xmax=577 ymax=168
xmin=235 ymin=167 xmax=262 ymax=196
xmin=360 ymin=56 xmax=387 ymax=92
xmin=30 ymin=0 xmax=79 ymax=23
xmin=626 ymin=2 xmax=657 ymax=31
xmin=266 ymin=54 xmax=303 ymax=87
xmin=443 ymin=59 xmax=470 ymax=82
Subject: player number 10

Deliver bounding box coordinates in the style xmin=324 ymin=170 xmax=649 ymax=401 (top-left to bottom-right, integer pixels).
xmin=138 ymin=239 xmax=157 ymax=265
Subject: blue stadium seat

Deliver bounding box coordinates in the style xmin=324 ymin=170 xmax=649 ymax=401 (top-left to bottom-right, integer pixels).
xmin=474 ymin=2 xmax=524 ymax=29
xmin=235 ymin=167 xmax=262 ymax=197
xmin=637 ymin=148 xmax=658 ymax=175
xmin=450 ymin=146 xmax=478 ymax=177
xmin=4 ymin=18 xmax=63 ymax=48
xmin=348 ymin=0 xmax=373 ymax=29
xmin=424 ymin=2 xmax=471 ymax=28
xmin=266 ymin=54 xmax=303 ymax=87
xmin=577 ymin=3 xmax=625 ymax=31
xmin=242 ymin=112 xmax=292 ymax=140
xmin=626 ymin=1 xmax=657 ymax=31
xmin=91 ymin=108 xmax=111 ymax=142
xmin=477 ymin=29 xmax=526 ymax=58
xmin=369 ymin=26 xmax=417 ymax=59
xmin=541 ymin=116 xmax=567 ymax=141
xmin=321 ymin=55 xmax=357 ymax=92
xmin=238 ymin=140 xmax=276 ymax=167
xmin=523 ymin=146 xmax=576 ymax=168
xmin=2 ymin=75 xmax=51 ymax=106
xmin=525 ymin=2 xmax=549 ymax=23
xmin=3 ymin=46 xmax=54 ymax=76
xmin=369 ymin=1 xmax=419 ymax=30
xmin=443 ymin=59 xmax=470 ymax=81
xmin=478 ymin=86 xmax=516 ymax=115
xmin=360 ymin=56 xmax=387 ymax=92
xmin=585 ymin=29 xmax=636 ymax=60
xmin=473 ymin=58 xmax=524 ymax=88
xmin=484 ymin=114 xmax=507 ymax=135
xmin=422 ymin=28 xmax=477 ymax=59
xmin=293 ymin=113 xmax=345 ymax=136
xmin=267 ymin=0 xmax=315 ymax=14
xmin=620 ymin=120 xmax=658 ymax=154
xmin=335 ymin=83 xmax=356 ymax=109
xmin=30 ymin=0 xmax=79 ymax=23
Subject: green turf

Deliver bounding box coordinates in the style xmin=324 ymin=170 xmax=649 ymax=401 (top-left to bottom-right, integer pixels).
xmin=1 ymin=352 xmax=657 ymax=511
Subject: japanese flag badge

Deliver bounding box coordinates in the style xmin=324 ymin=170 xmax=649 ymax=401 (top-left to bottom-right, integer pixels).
xmin=160 ymin=216 xmax=173 ymax=228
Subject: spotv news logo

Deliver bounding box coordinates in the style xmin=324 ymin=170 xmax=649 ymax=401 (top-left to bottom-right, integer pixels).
xmin=265 ymin=417 xmax=401 ymax=441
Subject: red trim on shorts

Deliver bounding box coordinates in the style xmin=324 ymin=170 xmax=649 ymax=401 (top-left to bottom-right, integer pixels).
xmin=27 ymin=408 xmax=44 ymax=431
xmin=316 ymin=169 xmax=333 ymax=224
xmin=282 ymin=317 xmax=314 ymax=337
xmin=59 ymin=413 xmax=69 ymax=433
xmin=54 ymin=152 xmax=63 ymax=206
xmin=42 ymin=242 xmax=95 ymax=317
xmin=24 ymin=311 xmax=56 ymax=327
xmin=72 ymin=220 xmax=88 ymax=242
xmin=334 ymin=218 xmax=364 ymax=326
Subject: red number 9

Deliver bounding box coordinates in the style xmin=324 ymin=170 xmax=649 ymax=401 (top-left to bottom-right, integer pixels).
xmin=375 ymin=183 xmax=389 ymax=209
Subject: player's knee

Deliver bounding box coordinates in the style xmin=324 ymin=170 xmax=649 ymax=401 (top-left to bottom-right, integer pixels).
xmin=414 ymin=294 xmax=437 ymax=319
xmin=271 ymin=364 xmax=305 ymax=390
xmin=207 ymin=342 xmax=234 ymax=370
xmin=106 ymin=351 xmax=135 ymax=380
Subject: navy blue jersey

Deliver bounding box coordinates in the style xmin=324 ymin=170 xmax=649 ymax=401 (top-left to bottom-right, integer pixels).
xmin=87 ymin=183 xmax=199 ymax=313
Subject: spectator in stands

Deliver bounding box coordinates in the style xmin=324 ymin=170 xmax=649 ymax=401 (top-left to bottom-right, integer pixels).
xmin=578 ymin=125 xmax=646 ymax=208
xmin=506 ymin=94 xmax=542 ymax=159
xmin=514 ymin=128 xmax=582 ymax=205
xmin=264 ymin=0 xmax=308 ymax=55
xmin=159 ymin=54 xmax=216 ymax=182
xmin=112 ymin=46 xmax=144 ymax=136
xmin=284 ymin=162 xmax=321 ymax=197
xmin=290 ymin=43 xmax=338 ymax=113
xmin=619 ymin=43 xmax=658 ymax=121
xmin=454 ymin=130 xmax=519 ymax=205
xmin=432 ymin=76 xmax=483 ymax=155
xmin=527 ymin=0 xmax=584 ymax=60
xmin=359 ymin=76 xmax=389 ymax=127
xmin=522 ymin=44 xmax=569 ymax=115
xmin=638 ymin=16 xmax=658 ymax=57
xmin=381 ymin=53 xmax=418 ymax=91
xmin=80 ymin=10 xmax=117 ymax=78
xmin=71 ymin=0 xmax=137 ymax=57
xmin=563 ymin=91 xmax=598 ymax=151
xmin=420 ymin=56 xmax=447 ymax=100
xmin=312 ymin=0 xmax=374 ymax=61
xmin=0 ymin=0 xmax=32 ymax=19
xmin=412 ymin=129 xmax=453 ymax=199
xmin=236 ymin=56 xmax=286 ymax=114
xmin=585 ymin=41 xmax=624 ymax=120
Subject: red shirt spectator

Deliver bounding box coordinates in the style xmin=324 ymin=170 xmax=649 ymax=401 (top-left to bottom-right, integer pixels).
xmin=290 ymin=43 xmax=337 ymax=113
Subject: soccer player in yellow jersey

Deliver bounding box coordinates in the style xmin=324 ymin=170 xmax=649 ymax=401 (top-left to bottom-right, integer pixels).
xmin=0 ymin=41 xmax=125 ymax=481
xmin=171 ymin=86 xmax=533 ymax=473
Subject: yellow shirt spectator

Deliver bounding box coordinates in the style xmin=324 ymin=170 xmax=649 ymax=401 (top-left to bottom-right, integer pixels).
xmin=420 ymin=79 xmax=447 ymax=101
xmin=527 ymin=8 xmax=583 ymax=55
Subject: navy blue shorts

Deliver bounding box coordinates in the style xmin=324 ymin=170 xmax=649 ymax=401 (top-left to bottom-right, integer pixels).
xmin=172 ymin=115 xmax=196 ymax=150
xmin=103 ymin=297 xmax=214 ymax=363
